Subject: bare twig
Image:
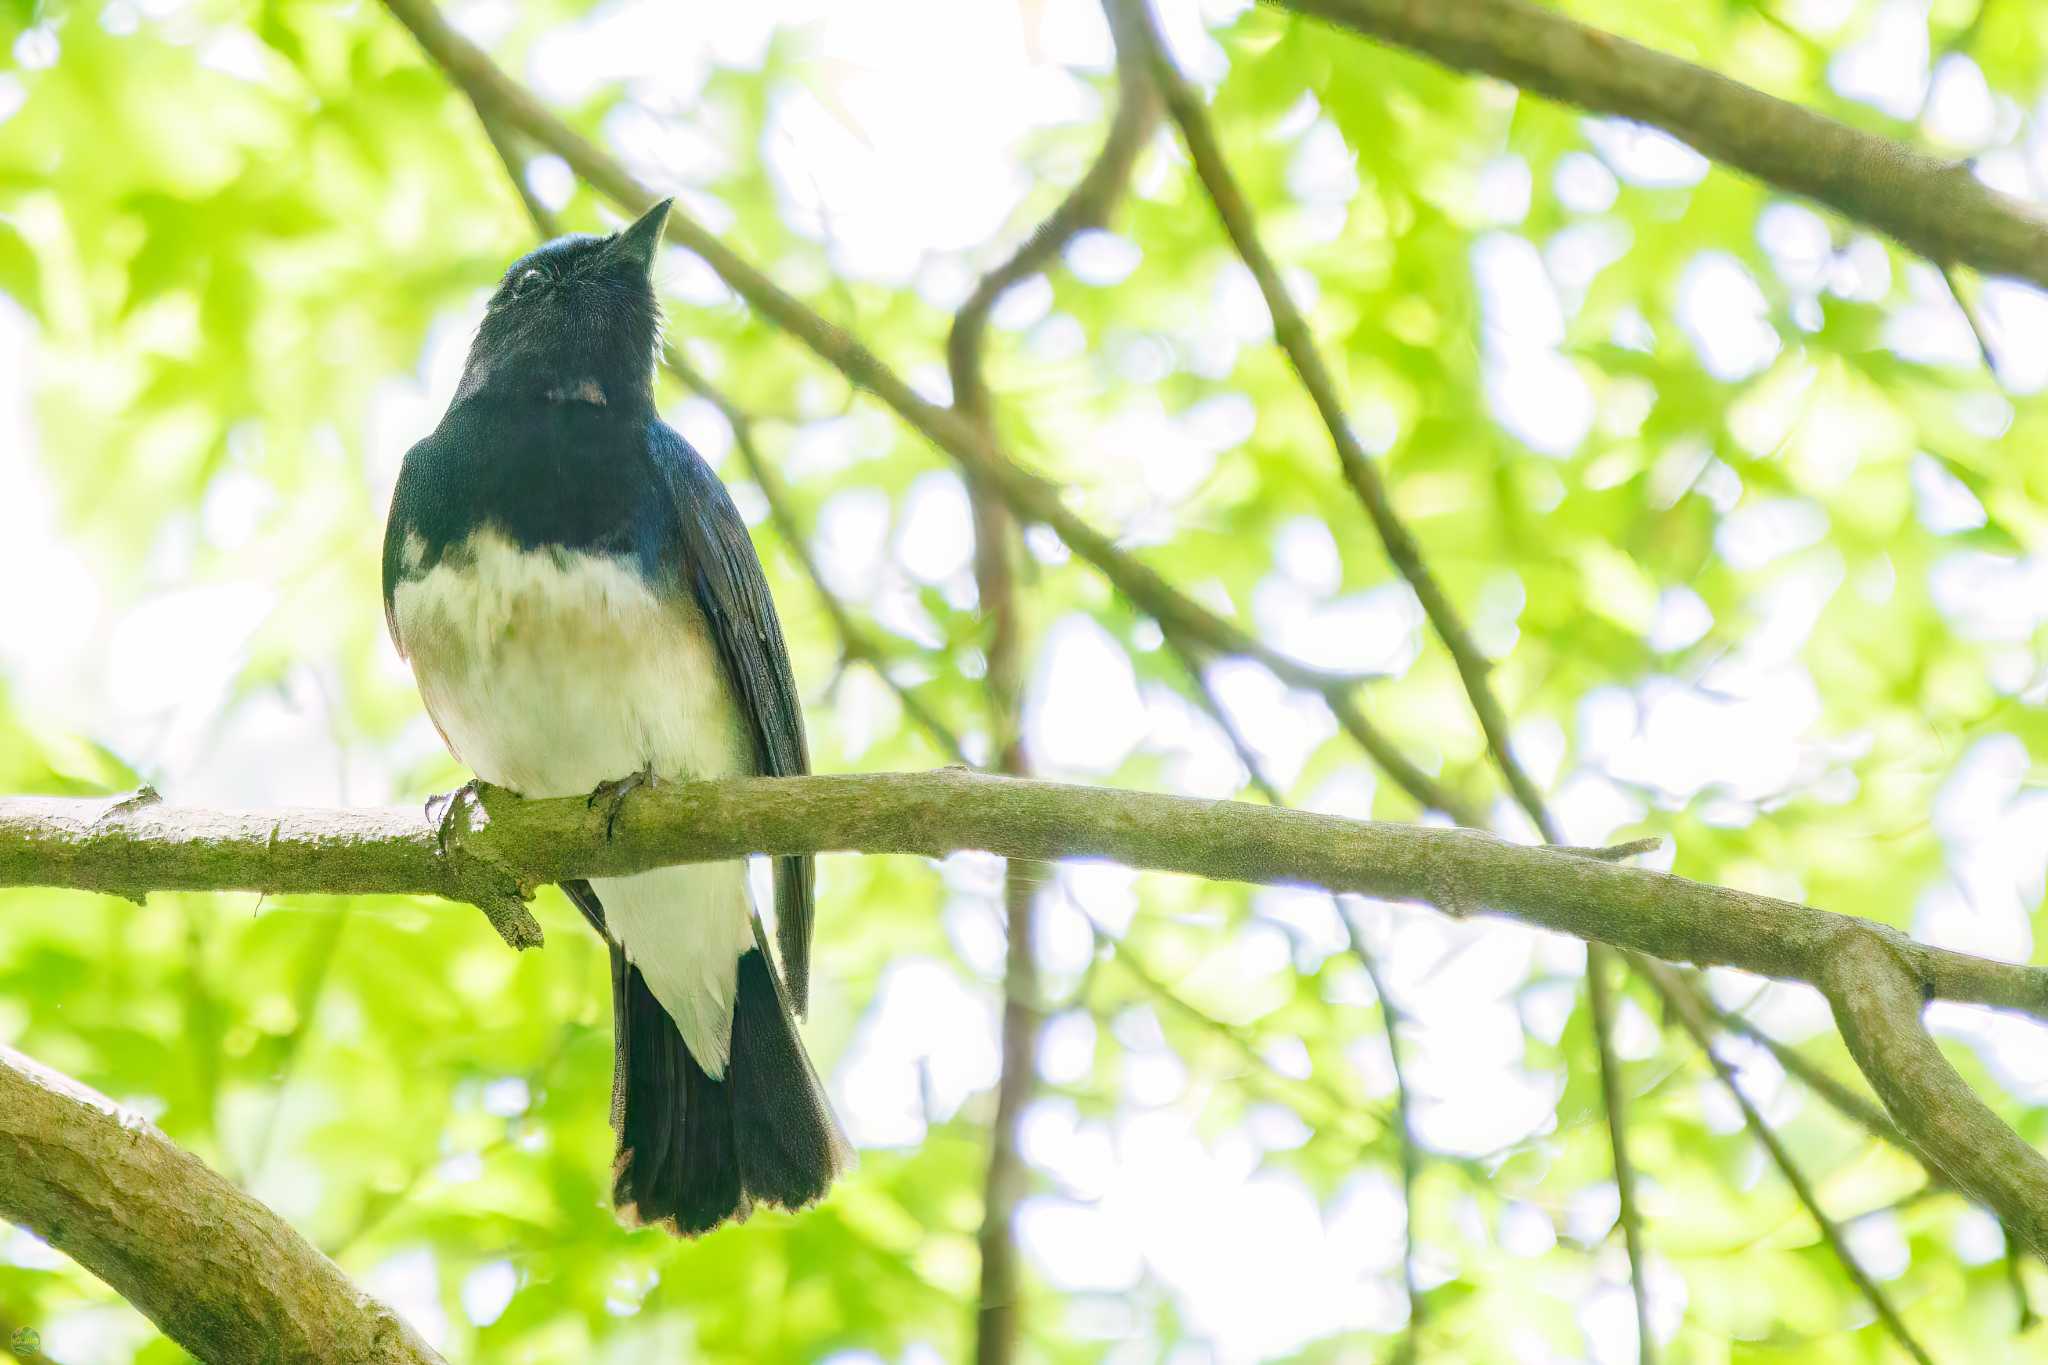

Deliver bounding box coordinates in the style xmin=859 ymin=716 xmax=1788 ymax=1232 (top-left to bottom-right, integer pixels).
xmin=1662 ymin=976 xmax=1936 ymax=1363
xmin=949 ymin=44 xmax=1157 ymax=1365
xmin=1940 ymin=261 xmax=2004 ymax=384
xmin=1111 ymin=0 xmax=1660 ymax=1348
xmin=1681 ymin=970 xmax=1910 ymax=1149
xmin=666 ymin=348 xmax=974 ymax=765
xmin=1583 ymin=946 xmax=1658 ymax=1364
xmin=945 ymin=50 xmax=1159 ymax=422
xmin=1167 ymin=632 xmax=1432 ymax=1350
xmin=1119 ymin=0 xmax=1546 ymax=843
xmin=1339 ymin=905 xmax=1429 ymax=1362
xmin=1086 ymin=915 xmax=1392 ymax=1142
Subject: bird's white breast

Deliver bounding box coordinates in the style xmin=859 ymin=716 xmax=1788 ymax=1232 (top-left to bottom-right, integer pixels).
xmin=391 ymin=527 xmax=750 ymax=797
xmin=392 ymin=527 xmax=756 ymax=1074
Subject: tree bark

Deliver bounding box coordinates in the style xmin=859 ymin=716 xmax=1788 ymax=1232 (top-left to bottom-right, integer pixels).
xmin=8 ymin=772 xmax=2048 ymax=1256
xmin=1275 ymin=0 xmax=2048 ymax=285
xmin=0 ymin=1047 xmax=441 ymax=1363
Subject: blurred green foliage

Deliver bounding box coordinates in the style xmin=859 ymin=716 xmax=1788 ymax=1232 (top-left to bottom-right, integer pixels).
xmin=3 ymin=0 xmax=2048 ymax=1360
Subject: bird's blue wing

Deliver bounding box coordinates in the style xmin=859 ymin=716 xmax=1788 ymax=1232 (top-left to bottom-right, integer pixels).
xmin=647 ymin=419 xmax=816 ymax=1016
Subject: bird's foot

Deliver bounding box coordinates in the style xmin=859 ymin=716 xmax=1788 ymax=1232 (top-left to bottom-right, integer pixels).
xmin=589 ymin=766 xmax=659 ymax=843
xmin=426 ymin=778 xmax=493 ymax=855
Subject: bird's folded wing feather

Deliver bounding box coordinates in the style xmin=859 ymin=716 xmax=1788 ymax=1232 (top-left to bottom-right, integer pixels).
xmin=648 ymin=420 xmax=817 ymax=1017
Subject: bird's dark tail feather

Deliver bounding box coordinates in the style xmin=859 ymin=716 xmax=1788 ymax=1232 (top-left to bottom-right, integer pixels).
xmin=609 ymin=942 xmax=849 ymax=1237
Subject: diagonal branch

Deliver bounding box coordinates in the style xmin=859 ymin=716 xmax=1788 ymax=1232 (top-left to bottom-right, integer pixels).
xmin=1687 ymin=969 xmax=2046 ymax=1283
xmin=1823 ymin=932 xmax=2048 ymax=1268
xmin=477 ymin=115 xmax=972 ymax=765
xmin=1087 ymin=913 xmax=1393 ymax=1142
xmin=945 ymin=48 xmax=1160 ymax=422
xmin=1110 ymin=0 xmax=1663 ymax=1350
xmin=0 ymin=1046 xmax=440 ymax=1362
xmin=374 ymin=0 xmax=1466 ymax=824
xmin=664 ymin=346 xmax=974 ymax=766
xmin=1118 ymin=10 xmax=1980 ymax=1354
xmin=1271 ymin=0 xmax=2048 ymax=288
xmin=1657 ymin=962 xmax=1936 ymax=1362
xmin=1122 ymin=0 xmax=1549 ymax=842
xmin=1169 ymin=633 xmax=1432 ymax=1354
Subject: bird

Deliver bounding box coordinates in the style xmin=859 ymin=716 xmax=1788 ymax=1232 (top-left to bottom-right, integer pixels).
xmin=380 ymin=199 xmax=850 ymax=1235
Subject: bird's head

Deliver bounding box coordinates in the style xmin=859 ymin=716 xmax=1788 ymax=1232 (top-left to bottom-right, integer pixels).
xmin=455 ymin=198 xmax=673 ymax=411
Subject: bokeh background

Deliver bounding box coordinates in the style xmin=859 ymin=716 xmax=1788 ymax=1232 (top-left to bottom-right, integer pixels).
xmin=6 ymin=0 xmax=2048 ymax=1359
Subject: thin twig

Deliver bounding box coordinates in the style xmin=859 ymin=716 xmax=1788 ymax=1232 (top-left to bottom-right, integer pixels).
xmin=1121 ymin=0 xmax=1549 ymax=841
xmin=1940 ymin=261 xmax=2004 ymax=385
xmin=1339 ymin=903 xmax=1429 ymax=1362
xmin=949 ymin=47 xmax=1156 ymax=1365
xmin=1585 ymin=945 xmax=1657 ymax=1365
xmin=1681 ymin=961 xmax=2042 ymax=1294
xmin=1085 ymin=915 xmax=1393 ymax=1141
xmin=945 ymin=50 xmax=1159 ymax=422
xmin=1681 ymin=970 xmax=1908 ymax=1149
xmin=246 ymin=909 xmax=351 ymax=1185
xmin=1165 ymin=633 xmax=1282 ymax=807
xmin=665 ymin=347 xmax=974 ymax=765
xmin=2011 ymin=1235 xmax=2039 ymax=1333
xmin=1169 ymin=624 xmax=1432 ymax=1356
xmin=1110 ymin=1 xmax=1660 ymax=1351
xmin=1663 ymin=977 xmax=1937 ymax=1364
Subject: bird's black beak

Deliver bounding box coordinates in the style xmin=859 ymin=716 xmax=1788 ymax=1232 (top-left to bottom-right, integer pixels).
xmin=611 ymin=197 xmax=673 ymax=276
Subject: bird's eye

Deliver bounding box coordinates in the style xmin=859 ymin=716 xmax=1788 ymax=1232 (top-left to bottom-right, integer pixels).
xmin=510 ymin=267 xmax=548 ymax=298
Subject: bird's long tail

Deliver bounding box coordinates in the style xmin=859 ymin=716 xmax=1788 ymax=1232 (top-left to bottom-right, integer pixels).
xmin=606 ymin=928 xmax=850 ymax=1235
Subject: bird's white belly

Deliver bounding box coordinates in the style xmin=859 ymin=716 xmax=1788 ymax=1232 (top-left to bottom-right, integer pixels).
xmin=392 ymin=527 xmax=757 ymax=1074
xmin=391 ymin=528 xmax=750 ymax=797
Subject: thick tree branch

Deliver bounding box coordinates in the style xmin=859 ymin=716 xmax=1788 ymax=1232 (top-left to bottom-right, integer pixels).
xmin=0 ymin=1047 xmax=440 ymax=1362
xmin=1823 ymin=934 xmax=2048 ymax=1260
xmin=11 ymin=779 xmax=2048 ymax=1019
xmin=1272 ymin=0 xmax=2048 ymax=286
xmin=11 ymin=774 xmax=2048 ymax=1259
